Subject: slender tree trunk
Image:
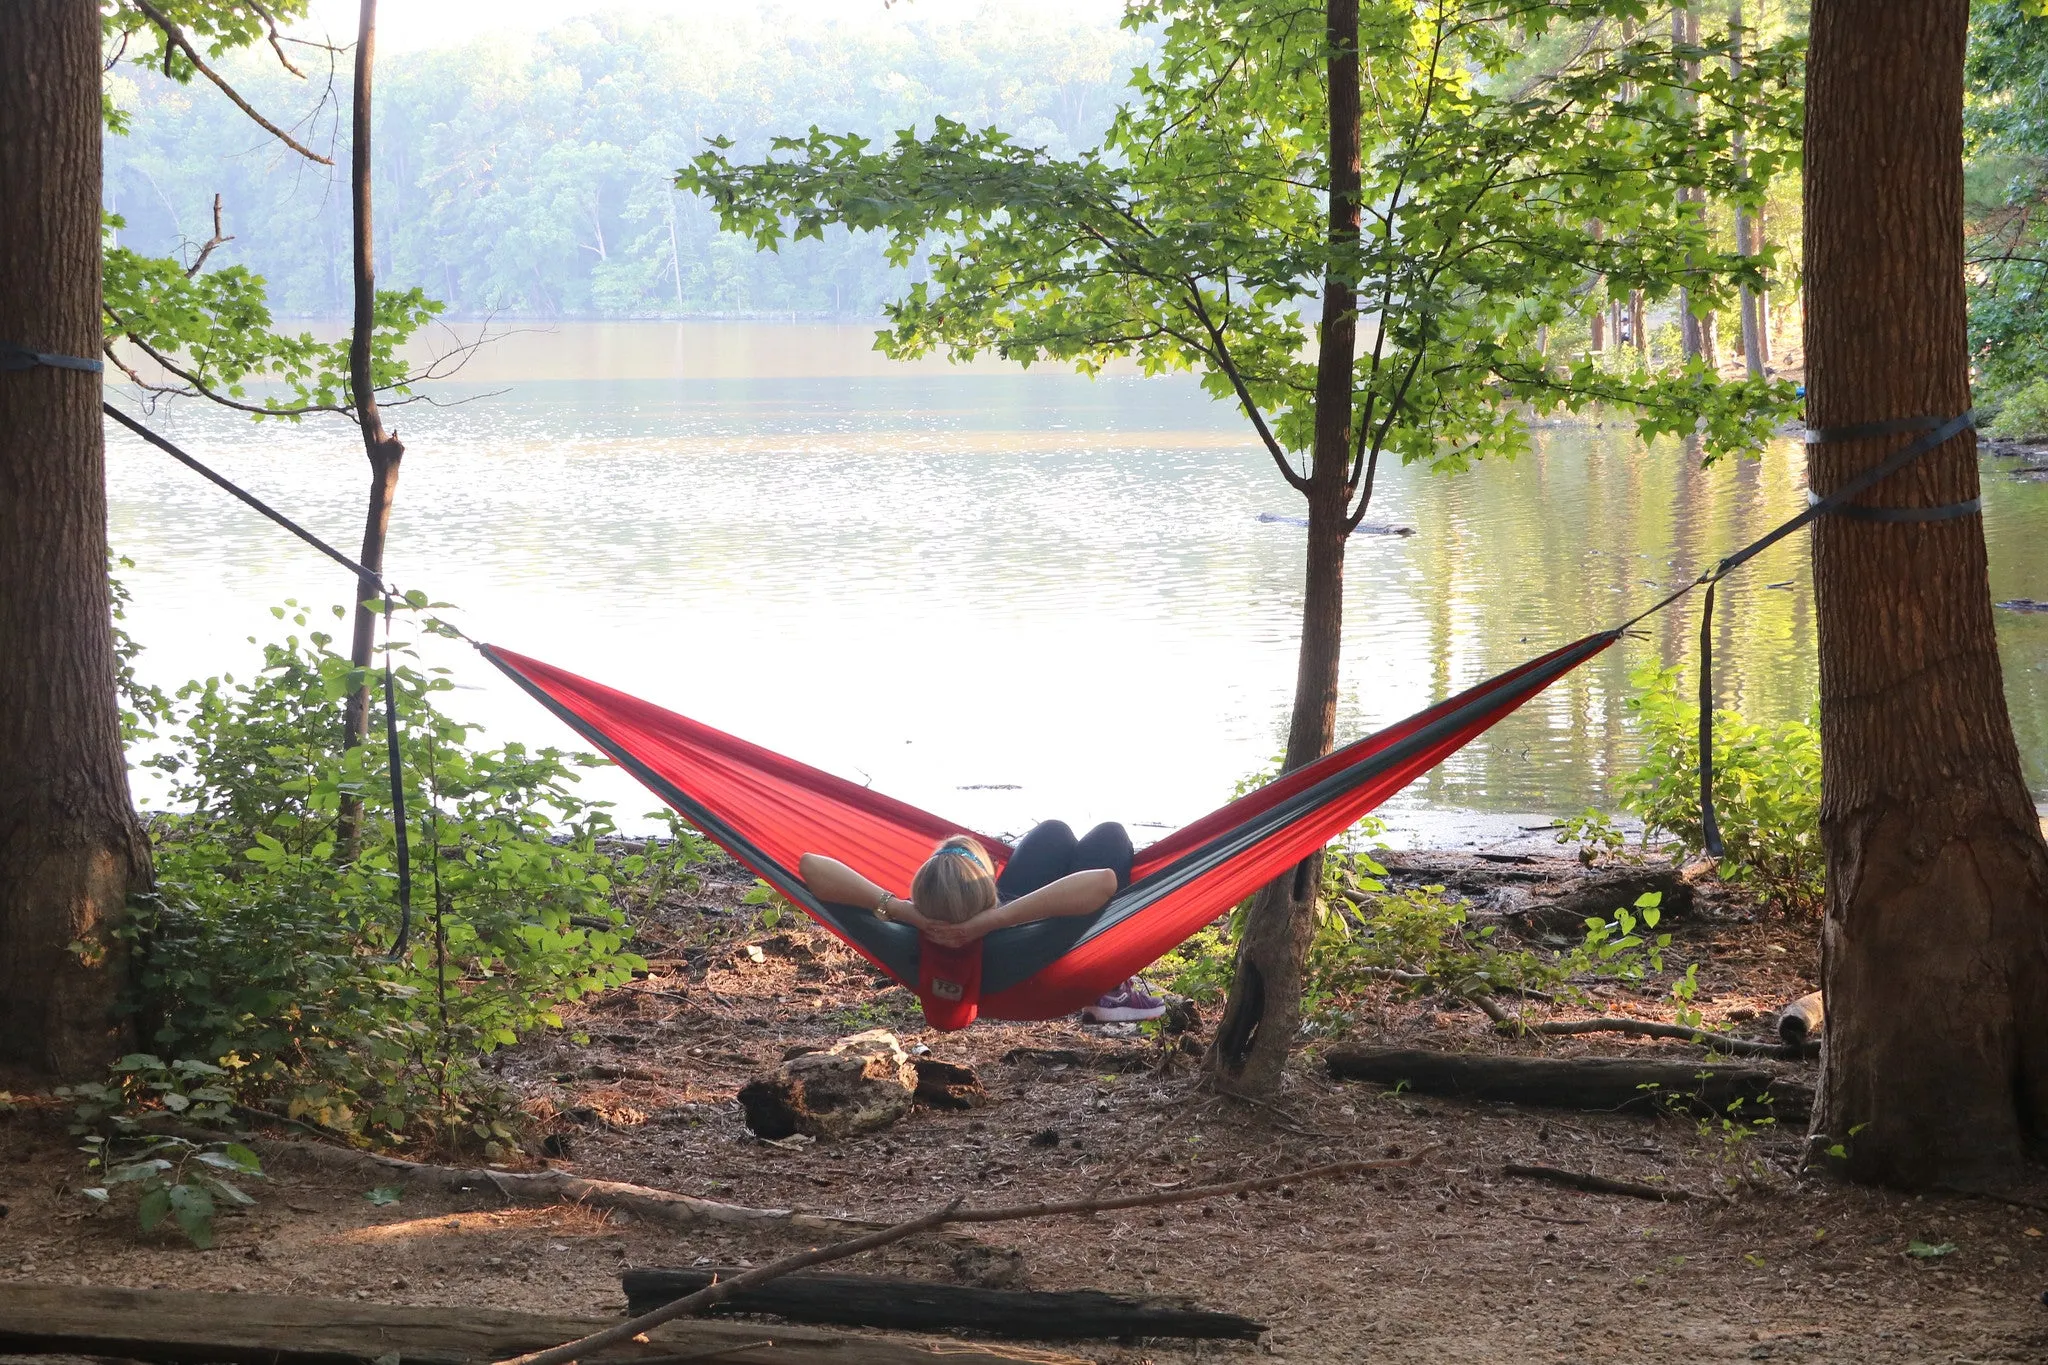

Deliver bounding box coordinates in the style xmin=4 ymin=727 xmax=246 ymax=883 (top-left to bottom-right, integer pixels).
xmin=1732 ymin=0 xmax=1765 ymax=378
xmin=0 ymin=0 xmax=150 ymax=1077
xmin=1631 ymin=289 xmax=1647 ymax=360
xmin=1755 ymin=203 xmax=1773 ymax=367
xmin=338 ymin=0 xmax=405 ymax=850
xmin=1806 ymin=0 xmax=2048 ymax=1188
xmin=1207 ymin=0 xmax=1360 ymax=1098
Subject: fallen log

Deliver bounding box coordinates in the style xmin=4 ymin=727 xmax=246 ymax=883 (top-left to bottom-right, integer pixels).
xmin=498 ymin=1154 xmax=1426 ymax=1365
xmin=0 ymin=1283 xmax=1080 ymax=1365
xmin=1324 ymin=1047 xmax=1814 ymax=1115
xmin=1502 ymin=1162 xmax=1702 ymax=1202
xmin=622 ymin=1268 xmax=1264 ymax=1342
xmin=1777 ymin=991 xmax=1825 ymax=1045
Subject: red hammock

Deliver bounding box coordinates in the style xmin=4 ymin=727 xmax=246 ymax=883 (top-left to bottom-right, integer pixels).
xmin=480 ymin=631 xmax=1615 ymax=1028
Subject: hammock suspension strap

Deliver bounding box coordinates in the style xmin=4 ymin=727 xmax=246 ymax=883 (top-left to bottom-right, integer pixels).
xmin=102 ymin=403 xmax=419 ymax=954
xmin=2 ymin=342 xmax=105 ymax=374
xmin=1691 ymin=409 xmax=1978 ymax=856
xmin=114 ymin=402 xmax=1981 ymax=977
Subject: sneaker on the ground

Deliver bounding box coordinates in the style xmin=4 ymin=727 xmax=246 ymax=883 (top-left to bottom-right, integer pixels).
xmin=1081 ymin=978 xmax=1168 ymax=1023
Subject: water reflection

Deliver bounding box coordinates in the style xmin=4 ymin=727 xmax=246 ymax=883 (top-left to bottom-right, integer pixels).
xmin=103 ymin=322 xmax=2048 ymax=838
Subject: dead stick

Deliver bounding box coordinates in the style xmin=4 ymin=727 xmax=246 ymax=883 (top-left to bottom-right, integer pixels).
xmin=1502 ymin=1162 xmax=1700 ymax=1202
xmin=1517 ymin=1016 xmax=1798 ymax=1058
xmin=494 ymin=1152 xmax=1430 ymax=1365
xmin=947 ymin=1152 xmax=1424 ymax=1223
xmin=1470 ymin=994 xmax=1804 ymax=1059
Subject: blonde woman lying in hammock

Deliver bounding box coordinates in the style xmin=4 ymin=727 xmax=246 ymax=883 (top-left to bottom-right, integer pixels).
xmin=798 ymin=820 xmax=1166 ymax=1022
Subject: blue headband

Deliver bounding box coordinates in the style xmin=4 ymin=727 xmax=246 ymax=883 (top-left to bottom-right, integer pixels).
xmin=935 ymin=846 xmax=981 ymax=861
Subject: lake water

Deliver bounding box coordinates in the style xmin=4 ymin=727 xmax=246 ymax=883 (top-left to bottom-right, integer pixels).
xmin=104 ymin=322 xmax=2048 ymax=845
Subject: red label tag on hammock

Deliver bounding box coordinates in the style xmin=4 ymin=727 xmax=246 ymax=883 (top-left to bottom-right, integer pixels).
xmin=917 ymin=940 xmax=983 ymax=1031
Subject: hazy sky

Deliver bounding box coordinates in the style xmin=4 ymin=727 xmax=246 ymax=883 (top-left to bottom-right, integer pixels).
xmin=303 ymin=0 xmax=1130 ymax=53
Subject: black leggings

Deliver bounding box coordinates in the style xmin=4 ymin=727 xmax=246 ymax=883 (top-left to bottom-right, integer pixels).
xmin=996 ymin=820 xmax=1133 ymax=902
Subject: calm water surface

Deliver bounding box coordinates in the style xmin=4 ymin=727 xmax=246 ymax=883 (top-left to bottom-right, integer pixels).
xmin=104 ymin=322 xmax=2048 ymax=841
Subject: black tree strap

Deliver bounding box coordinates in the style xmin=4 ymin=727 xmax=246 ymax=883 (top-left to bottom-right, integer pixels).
xmin=1697 ymin=580 xmax=1723 ymax=859
xmin=1806 ymin=488 xmax=1982 ymax=521
xmin=104 ymin=403 xmax=382 ymax=585
xmin=2 ymin=342 xmax=105 ymax=374
xmin=105 ymin=403 xmax=417 ymax=953
xmin=382 ymin=593 xmax=413 ymax=957
xmin=1691 ymin=409 xmax=1977 ymax=856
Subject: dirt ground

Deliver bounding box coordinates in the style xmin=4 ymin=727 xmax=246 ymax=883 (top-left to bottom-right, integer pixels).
xmin=7 ymin=847 xmax=2048 ymax=1364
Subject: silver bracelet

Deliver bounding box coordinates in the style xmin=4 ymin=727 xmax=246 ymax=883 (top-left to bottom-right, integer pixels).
xmin=874 ymin=892 xmax=894 ymax=920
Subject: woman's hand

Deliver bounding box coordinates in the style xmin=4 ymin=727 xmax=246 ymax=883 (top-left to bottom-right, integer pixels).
xmin=920 ymin=918 xmax=987 ymax=950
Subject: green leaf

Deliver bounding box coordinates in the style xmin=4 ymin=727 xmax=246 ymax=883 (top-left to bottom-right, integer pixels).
xmin=219 ymin=1143 xmax=263 ymax=1174
xmin=1906 ymin=1240 xmax=1957 ymax=1259
xmin=137 ymin=1186 xmax=171 ymax=1231
xmin=364 ymin=1185 xmax=404 ymax=1206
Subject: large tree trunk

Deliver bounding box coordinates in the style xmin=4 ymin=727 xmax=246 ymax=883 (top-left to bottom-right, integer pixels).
xmin=0 ymin=0 xmax=151 ymax=1077
xmin=337 ymin=0 xmax=405 ymax=849
xmin=1806 ymin=0 xmax=2048 ymax=1188
xmin=1206 ymin=0 xmax=1360 ymax=1097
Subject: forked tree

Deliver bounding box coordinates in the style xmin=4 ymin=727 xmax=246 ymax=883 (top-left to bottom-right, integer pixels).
xmin=681 ymin=0 xmax=1796 ymax=1093
xmin=1804 ymin=0 xmax=2048 ymax=1187
xmin=98 ymin=0 xmax=448 ymax=846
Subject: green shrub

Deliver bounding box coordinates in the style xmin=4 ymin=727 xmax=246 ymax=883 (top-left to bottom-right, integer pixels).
xmin=1986 ymin=376 xmax=2048 ymax=443
xmin=1155 ymin=757 xmax=1701 ymax=1025
xmin=127 ymin=599 xmax=656 ymax=1146
xmin=1618 ymin=660 xmax=1822 ymax=915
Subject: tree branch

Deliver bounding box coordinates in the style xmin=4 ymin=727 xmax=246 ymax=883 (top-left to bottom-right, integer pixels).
xmin=102 ymin=306 xmax=347 ymax=418
xmin=245 ymin=0 xmax=306 ymax=78
xmin=1178 ymin=280 xmax=1310 ymax=492
xmin=185 ymin=193 xmax=234 ymax=276
xmin=128 ymin=0 xmax=334 ymax=165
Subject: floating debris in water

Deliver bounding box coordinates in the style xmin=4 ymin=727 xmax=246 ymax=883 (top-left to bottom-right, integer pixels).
xmin=1256 ymin=511 xmax=1414 ymax=536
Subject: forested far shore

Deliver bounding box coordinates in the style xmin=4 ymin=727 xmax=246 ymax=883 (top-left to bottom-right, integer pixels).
xmin=103 ymin=7 xmax=1147 ymax=321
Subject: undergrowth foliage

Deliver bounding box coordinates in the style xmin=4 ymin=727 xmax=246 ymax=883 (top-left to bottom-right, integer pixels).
xmin=1155 ymin=741 xmax=1732 ymax=1030
xmin=1612 ymin=660 xmax=1822 ymax=915
xmin=119 ymin=597 xmax=655 ymax=1147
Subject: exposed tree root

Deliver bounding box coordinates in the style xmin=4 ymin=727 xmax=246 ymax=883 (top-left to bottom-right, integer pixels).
xmin=250 ymin=1140 xmax=888 ymax=1238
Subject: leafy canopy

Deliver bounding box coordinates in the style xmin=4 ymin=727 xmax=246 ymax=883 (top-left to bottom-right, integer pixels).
xmin=1967 ymin=1 xmax=2048 ymax=397
xmin=680 ymin=0 xmax=1803 ymax=506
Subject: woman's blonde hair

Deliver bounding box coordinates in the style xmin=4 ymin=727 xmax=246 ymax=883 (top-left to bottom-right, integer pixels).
xmin=910 ymin=836 xmax=998 ymax=925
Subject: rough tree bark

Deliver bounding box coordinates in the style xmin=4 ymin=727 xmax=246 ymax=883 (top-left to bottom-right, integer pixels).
xmin=1806 ymin=0 xmax=2048 ymax=1187
xmin=0 ymin=0 xmax=152 ymax=1076
xmin=1206 ymin=0 xmax=1360 ymax=1097
xmin=337 ymin=0 xmax=405 ymax=849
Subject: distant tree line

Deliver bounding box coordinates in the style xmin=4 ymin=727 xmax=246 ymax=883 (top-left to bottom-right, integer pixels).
xmin=103 ymin=9 xmax=1148 ymax=319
